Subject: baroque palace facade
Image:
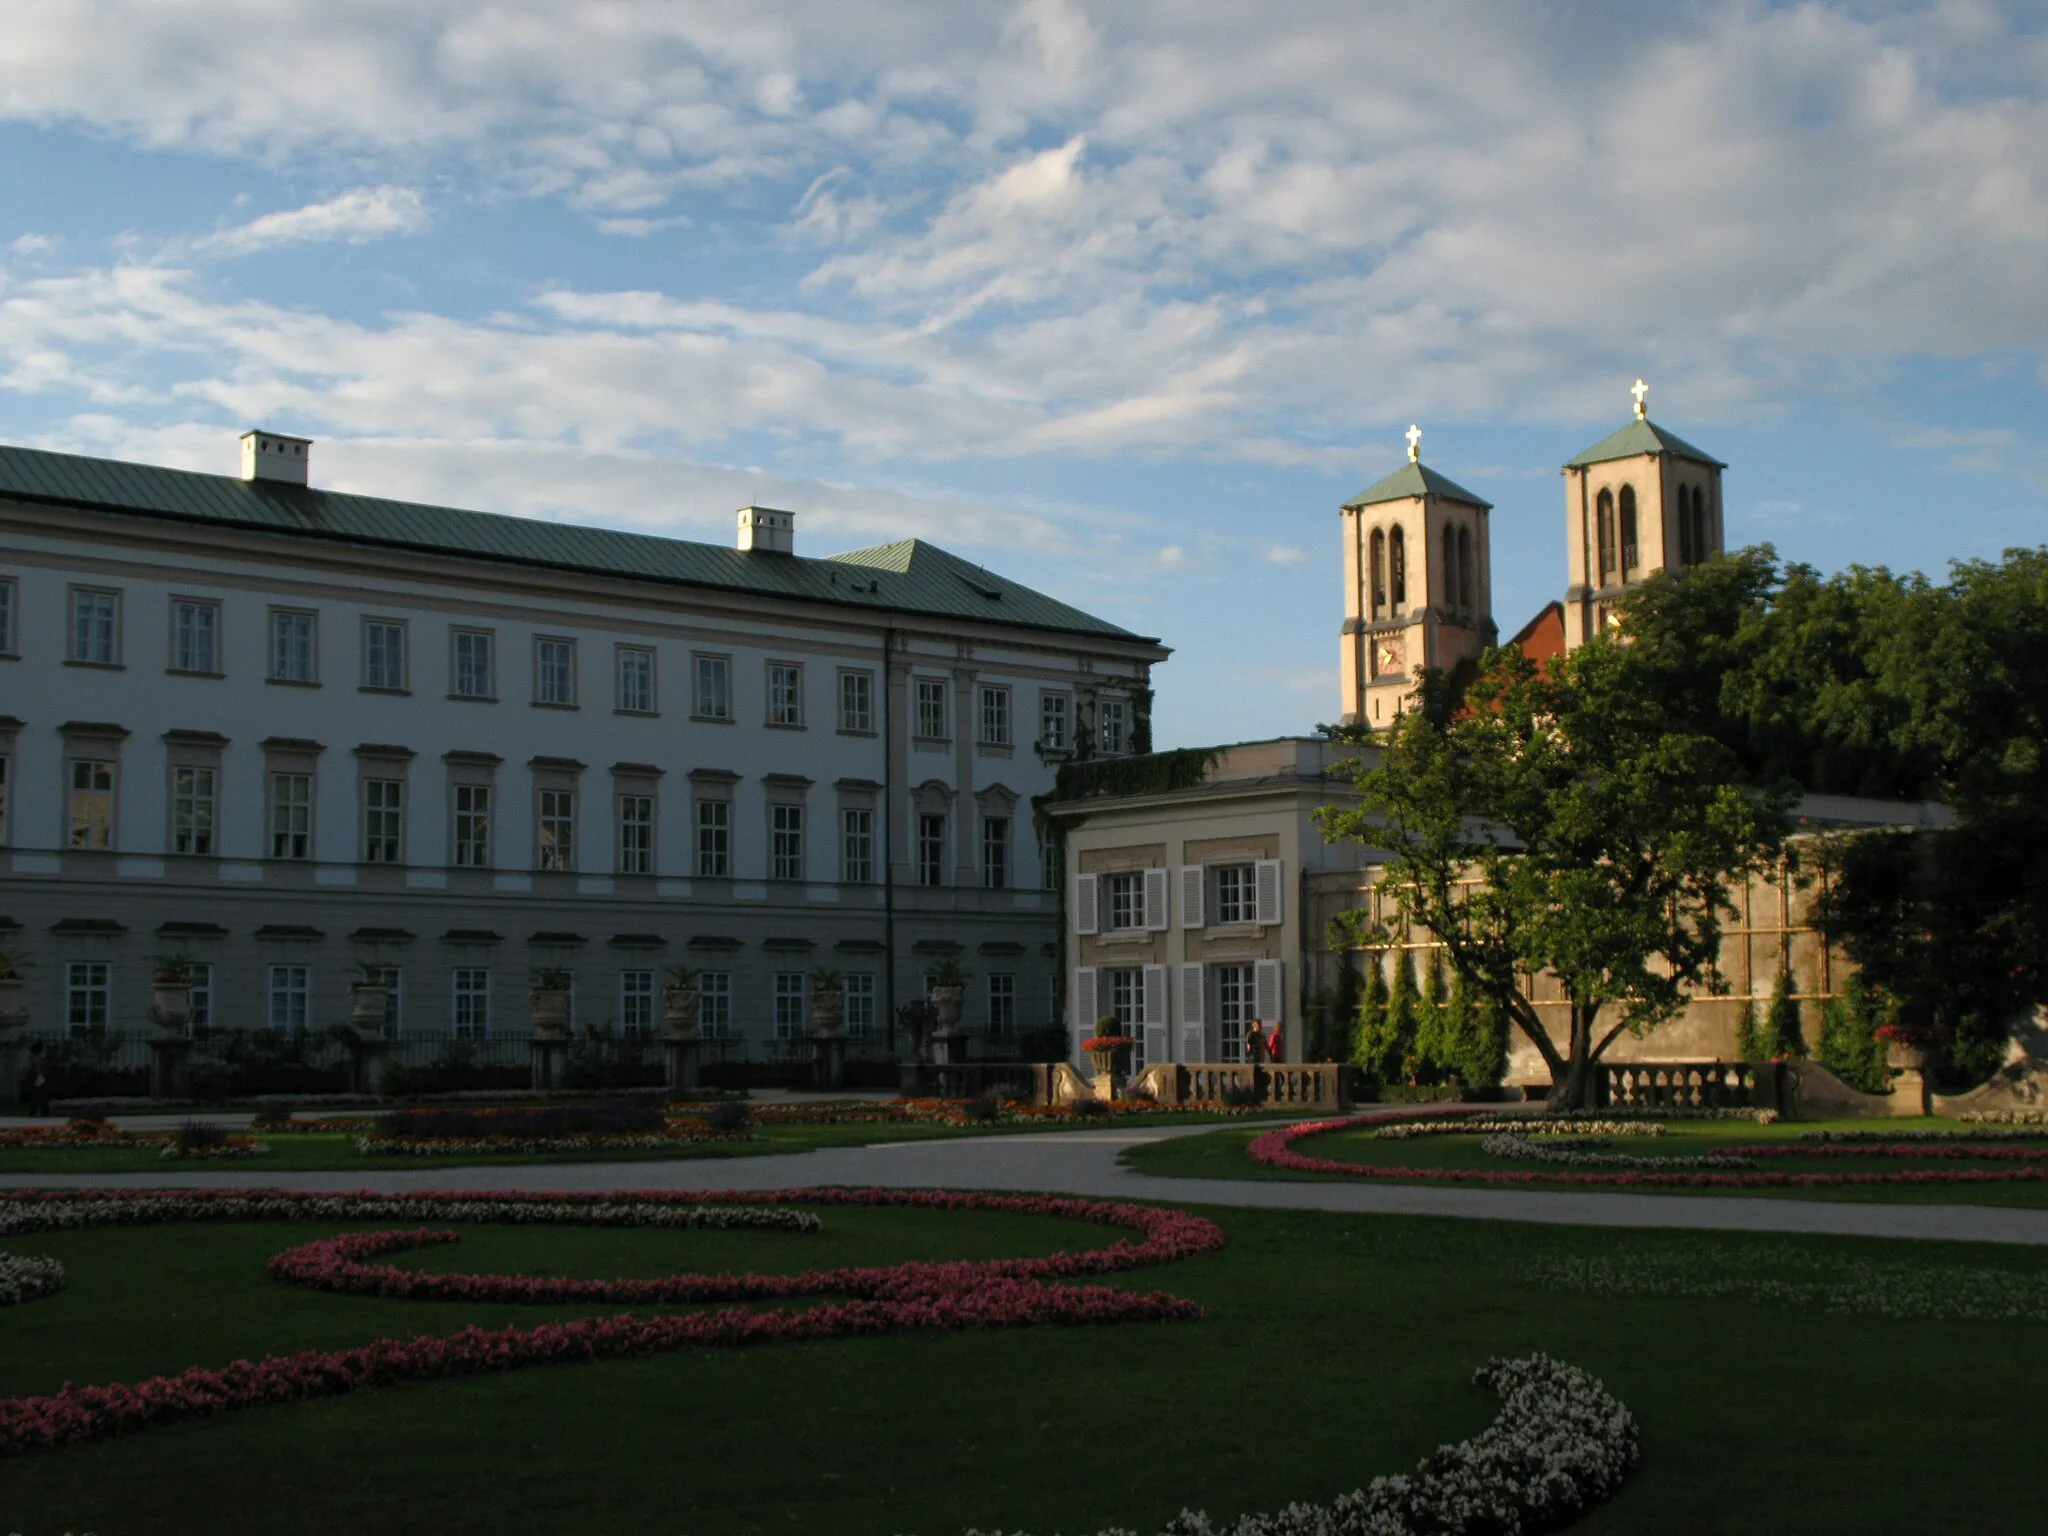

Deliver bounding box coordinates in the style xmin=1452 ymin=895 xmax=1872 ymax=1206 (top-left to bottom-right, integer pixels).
xmin=1054 ymin=389 xmax=1945 ymax=1088
xmin=0 ymin=431 xmax=1166 ymax=1056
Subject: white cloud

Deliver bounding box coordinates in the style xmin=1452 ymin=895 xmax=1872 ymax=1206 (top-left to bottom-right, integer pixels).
xmin=196 ymin=186 xmax=429 ymax=255
xmin=1264 ymin=545 xmax=1308 ymax=566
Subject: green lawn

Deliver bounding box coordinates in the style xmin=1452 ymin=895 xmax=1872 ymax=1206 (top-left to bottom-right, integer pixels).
xmin=1123 ymin=1118 xmax=2048 ymax=1207
xmin=3 ymin=1198 xmax=2046 ymax=1533
xmin=0 ymin=1110 xmax=1289 ymax=1176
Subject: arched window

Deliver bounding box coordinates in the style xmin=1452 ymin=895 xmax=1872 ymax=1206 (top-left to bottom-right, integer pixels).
xmin=1368 ymin=528 xmax=1386 ymax=619
xmin=1441 ymin=524 xmax=1457 ymax=612
xmin=1691 ymin=486 xmax=1711 ymax=564
xmin=1677 ymin=486 xmax=1696 ymax=566
xmin=1595 ymin=489 xmax=1615 ymax=584
xmin=1389 ymin=525 xmax=1407 ymax=612
xmin=1618 ymin=485 xmax=1638 ymax=581
xmin=1457 ymin=526 xmax=1474 ymax=613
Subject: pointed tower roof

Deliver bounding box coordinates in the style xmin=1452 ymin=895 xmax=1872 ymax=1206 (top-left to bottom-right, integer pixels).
xmin=1563 ymin=417 xmax=1725 ymax=469
xmin=1342 ymin=460 xmax=1492 ymax=511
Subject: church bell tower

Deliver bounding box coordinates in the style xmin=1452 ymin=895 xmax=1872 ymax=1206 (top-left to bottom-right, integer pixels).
xmin=1339 ymin=426 xmax=1497 ymax=728
xmin=1562 ymin=380 xmax=1728 ymax=649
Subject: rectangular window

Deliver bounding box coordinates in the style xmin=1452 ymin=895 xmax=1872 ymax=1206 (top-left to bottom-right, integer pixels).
xmin=979 ymin=686 xmax=1011 ymax=746
xmin=917 ymin=813 xmax=946 ymax=887
xmin=1038 ymin=825 xmax=1056 ymax=891
xmin=270 ymin=610 xmax=316 ymax=683
xmin=0 ymin=576 xmax=14 ymax=654
xmin=982 ymin=816 xmax=1010 ymax=889
xmin=537 ymin=787 xmax=575 ymax=871
xmin=915 ymin=679 xmax=948 ymax=740
xmin=171 ymin=600 xmax=219 ymax=674
xmin=171 ymin=766 xmax=216 ymax=855
xmin=619 ymin=970 xmax=655 ymax=1035
xmin=452 ymin=968 xmax=491 ymax=1037
xmin=67 ymin=759 xmax=115 ymax=850
xmin=65 ymin=961 xmax=110 ymax=1037
xmin=69 ymin=588 xmax=119 ymax=665
xmin=1099 ymin=698 xmax=1128 ymax=755
xmin=771 ymin=803 xmax=804 ymax=881
xmin=839 ymin=670 xmax=873 ymax=732
xmin=773 ymin=972 xmax=806 ymax=1039
xmin=616 ymin=647 xmax=655 ymax=713
xmin=844 ymin=973 xmax=876 ymax=1037
xmin=617 ymin=793 xmax=654 ymax=875
xmin=534 ymin=637 xmax=576 ymax=706
xmin=268 ymin=772 xmax=312 ymax=859
xmin=693 ymin=654 xmax=730 ymax=719
xmin=1108 ymin=968 xmax=1142 ymax=1031
xmin=1040 ymin=692 xmax=1070 ymax=751
xmin=987 ymin=973 xmax=1017 ymax=1036
xmin=768 ymin=662 xmax=803 ymax=727
xmin=362 ymin=619 xmax=407 ymax=691
xmin=363 ymin=779 xmax=404 ymax=863
xmin=267 ymin=964 xmax=311 ymax=1030
xmin=840 ymin=808 xmax=874 ymax=884
xmin=1216 ymin=964 xmax=1256 ymax=1064
xmin=1107 ymin=871 xmax=1144 ymax=931
xmin=1214 ymin=864 xmax=1257 ymax=925
xmin=697 ymin=972 xmax=732 ymax=1039
xmin=696 ymin=800 xmax=730 ymax=877
xmin=187 ymin=962 xmax=214 ymax=1032
xmin=452 ymin=629 xmax=495 ymax=699
xmin=453 ymin=784 xmax=491 ymax=867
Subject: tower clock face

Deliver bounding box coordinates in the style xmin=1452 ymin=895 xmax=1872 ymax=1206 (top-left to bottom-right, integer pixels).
xmin=1373 ymin=634 xmax=1406 ymax=677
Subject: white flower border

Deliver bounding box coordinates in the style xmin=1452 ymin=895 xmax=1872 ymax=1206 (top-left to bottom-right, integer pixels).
xmin=1376 ymin=1119 xmax=1668 ymax=1141
xmin=0 ymin=1252 xmax=66 ymax=1308
xmin=1479 ymin=1133 xmax=1756 ymax=1171
xmin=964 ymin=1353 xmax=1638 ymax=1536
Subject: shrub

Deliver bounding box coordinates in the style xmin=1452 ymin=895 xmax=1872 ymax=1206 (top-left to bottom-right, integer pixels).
xmin=960 ymin=1092 xmax=1003 ymax=1123
xmin=174 ymin=1120 xmax=227 ymax=1151
xmin=1766 ymin=968 xmax=1808 ymax=1058
xmin=1735 ymin=1000 xmax=1766 ymax=1063
xmin=699 ymin=1098 xmax=752 ymax=1134
xmin=1220 ymin=1081 xmax=1266 ymax=1109
xmin=1820 ymin=973 xmax=1894 ymax=1094
xmin=1068 ymin=1096 xmax=1113 ymax=1117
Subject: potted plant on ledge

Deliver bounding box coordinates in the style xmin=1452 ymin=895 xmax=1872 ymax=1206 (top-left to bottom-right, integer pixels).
xmin=1082 ymin=1015 xmax=1132 ymax=1098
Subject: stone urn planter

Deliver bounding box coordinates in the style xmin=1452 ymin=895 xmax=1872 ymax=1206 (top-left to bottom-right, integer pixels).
xmin=1885 ymin=1038 xmax=1929 ymax=1073
xmin=348 ymin=979 xmax=392 ymax=1039
xmin=809 ymin=980 xmax=846 ymax=1038
xmin=1083 ymin=1018 xmax=1132 ymax=1100
xmin=147 ymin=959 xmax=194 ymax=1034
xmin=663 ymin=985 xmax=702 ymax=1039
xmin=929 ymin=985 xmax=965 ymax=1032
xmin=529 ymin=968 xmax=573 ymax=1037
xmin=662 ymin=968 xmax=704 ymax=1093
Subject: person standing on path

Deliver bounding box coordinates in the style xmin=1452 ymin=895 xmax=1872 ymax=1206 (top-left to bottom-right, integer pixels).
xmin=19 ymin=1041 xmax=50 ymax=1116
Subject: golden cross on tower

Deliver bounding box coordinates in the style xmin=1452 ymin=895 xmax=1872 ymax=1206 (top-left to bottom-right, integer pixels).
xmin=1631 ymin=378 xmax=1649 ymax=419
xmin=1405 ymin=423 xmax=1422 ymax=462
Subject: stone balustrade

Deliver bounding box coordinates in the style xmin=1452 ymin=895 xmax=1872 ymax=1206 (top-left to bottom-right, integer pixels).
xmin=1599 ymin=1061 xmax=1782 ymax=1113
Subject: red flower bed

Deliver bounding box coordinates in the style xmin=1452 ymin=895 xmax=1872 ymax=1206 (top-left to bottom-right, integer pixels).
xmin=0 ymin=1187 xmax=1223 ymax=1459
xmin=1248 ymin=1116 xmax=2048 ymax=1189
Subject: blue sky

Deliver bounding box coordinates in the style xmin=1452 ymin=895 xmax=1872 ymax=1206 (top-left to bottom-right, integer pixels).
xmin=1 ymin=1 xmax=2043 ymax=748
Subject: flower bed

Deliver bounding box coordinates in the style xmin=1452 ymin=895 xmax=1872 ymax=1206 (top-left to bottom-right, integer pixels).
xmin=0 ymin=1252 xmax=66 ymax=1308
xmin=1960 ymin=1110 xmax=2048 ymax=1125
xmin=354 ymin=1129 xmax=748 ymax=1157
xmin=1375 ymin=1118 xmax=1667 ymax=1141
xmin=1478 ymin=1132 xmax=1755 ymax=1171
xmin=1249 ymin=1113 xmax=2048 ymax=1189
xmin=157 ymin=1137 xmax=271 ymax=1162
xmin=736 ymin=1097 xmax=1267 ymax=1130
xmin=0 ymin=1187 xmax=1224 ymax=1459
xmin=964 ymin=1353 xmax=1638 ymax=1536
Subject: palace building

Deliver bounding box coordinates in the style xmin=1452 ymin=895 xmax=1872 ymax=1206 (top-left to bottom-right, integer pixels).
xmin=0 ymin=431 xmax=1166 ymax=1066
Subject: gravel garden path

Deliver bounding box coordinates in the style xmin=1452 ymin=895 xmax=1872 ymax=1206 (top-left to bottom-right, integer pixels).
xmin=8 ymin=1122 xmax=2048 ymax=1246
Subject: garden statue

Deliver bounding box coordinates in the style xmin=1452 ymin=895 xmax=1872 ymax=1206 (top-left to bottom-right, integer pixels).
xmin=662 ymin=964 xmax=702 ymax=1093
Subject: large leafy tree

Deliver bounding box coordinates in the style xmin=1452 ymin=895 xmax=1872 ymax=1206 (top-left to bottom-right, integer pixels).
xmin=1321 ymin=643 xmax=1790 ymax=1109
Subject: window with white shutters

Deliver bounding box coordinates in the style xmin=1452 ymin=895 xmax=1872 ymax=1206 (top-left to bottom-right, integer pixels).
xmin=1254 ymin=859 xmax=1284 ymax=926
xmin=1179 ymin=865 xmax=1204 ymax=929
xmin=1074 ymin=873 xmax=1099 ymax=935
xmin=1178 ymin=961 xmax=1204 ymax=1063
xmin=1143 ymin=867 xmax=1170 ymax=932
xmin=1142 ymin=963 xmax=1168 ymax=1068
xmin=1254 ymin=959 xmax=1284 ymax=1027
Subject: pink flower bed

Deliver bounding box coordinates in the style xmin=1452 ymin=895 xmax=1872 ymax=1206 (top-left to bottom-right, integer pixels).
xmin=1248 ymin=1116 xmax=2048 ymax=1189
xmin=0 ymin=1187 xmax=1223 ymax=1459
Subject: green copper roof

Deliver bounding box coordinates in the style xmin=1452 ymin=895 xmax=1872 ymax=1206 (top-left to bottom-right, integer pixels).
xmin=0 ymin=442 xmax=1151 ymax=644
xmin=1342 ymin=460 xmax=1492 ymax=511
xmin=1563 ymin=417 xmax=1726 ymax=469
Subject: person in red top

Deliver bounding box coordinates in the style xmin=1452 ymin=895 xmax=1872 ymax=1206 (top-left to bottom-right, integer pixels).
xmin=1266 ymin=1026 xmax=1283 ymax=1064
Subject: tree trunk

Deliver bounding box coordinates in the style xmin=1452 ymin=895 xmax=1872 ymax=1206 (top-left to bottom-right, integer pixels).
xmin=1545 ymin=998 xmax=1603 ymax=1111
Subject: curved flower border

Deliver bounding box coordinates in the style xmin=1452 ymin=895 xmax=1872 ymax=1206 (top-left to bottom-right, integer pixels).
xmin=0 ymin=1252 xmax=66 ymax=1308
xmin=0 ymin=1187 xmax=1224 ymax=1459
xmin=962 ymin=1353 xmax=1640 ymax=1536
xmin=1249 ymin=1114 xmax=2048 ymax=1188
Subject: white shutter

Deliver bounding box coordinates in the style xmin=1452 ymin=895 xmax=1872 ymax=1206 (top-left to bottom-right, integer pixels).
xmin=1179 ymin=865 xmax=1205 ymax=929
xmin=1073 ymin=968 xmax=1097 ymax=1049
xmin=1142 ymin=963 xmax=1168 ymax=1066
xmin=1074 ymin=873 xmax=1099 ymax=935
xmin=1254 ymin=958 xmax=1283 ymax=1024
xmin=1144 ymin=866 xmax=1171 ymax=932
xmin=1179 ymin=961 xmax=1206 ymax=1063
xmin=1254 ymin=859 xmax=1284 ymax=926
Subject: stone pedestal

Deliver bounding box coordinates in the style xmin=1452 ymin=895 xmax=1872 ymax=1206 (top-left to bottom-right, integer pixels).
xmin=1887 ymin=1042 xmax=1932 ymax=1117
xmin=664 ymin=1034 xmax=702 ymax=1094
xmin=0 ymin=1027 xmax=25 ymax=1109
xmin=810 ymin=1032 xmax=847 ymax=1092
xmin=347 ymin=1030 xmax=390 ymax=1096
xmin=1085 ymin=1044 xmax=1129 ymax=1102
xmin=529 ymin=1032 xmax=570 ymax=1094
xmin=931 ymin=1028 xmax=969 ymax=1099
xmin=149 ymin=1034 xmax=193 ymax=1100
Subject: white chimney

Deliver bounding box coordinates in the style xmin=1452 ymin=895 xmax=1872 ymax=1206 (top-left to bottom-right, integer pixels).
xmin=736 ymin=505 xmax=795 ymax=554
xmin=240 ymin=430 xmax=311 ymax=486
